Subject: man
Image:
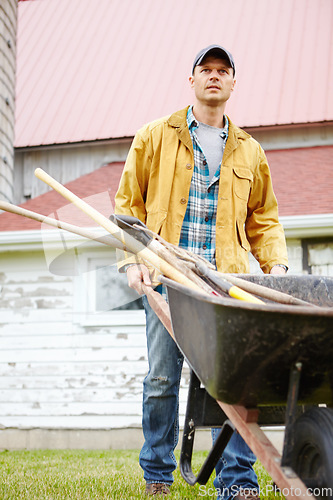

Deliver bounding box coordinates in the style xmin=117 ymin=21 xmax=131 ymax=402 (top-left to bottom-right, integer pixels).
xmin=115 ymin=45 xmax=288 ymax=498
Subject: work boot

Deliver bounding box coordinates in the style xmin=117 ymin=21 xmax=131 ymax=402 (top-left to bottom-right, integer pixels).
xmin=145 ymin=483 xmax=170 ymax=496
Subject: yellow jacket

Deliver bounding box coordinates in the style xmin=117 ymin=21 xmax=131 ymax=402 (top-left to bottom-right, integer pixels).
xmin=115 ymin=107 xmax=288 ymax=274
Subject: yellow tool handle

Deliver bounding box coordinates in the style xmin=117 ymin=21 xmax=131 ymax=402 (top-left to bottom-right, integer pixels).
xmin=228 ymin=285 xmax=264 ymax=304
xmin=195 ymin=261 xmax=264 ymax=305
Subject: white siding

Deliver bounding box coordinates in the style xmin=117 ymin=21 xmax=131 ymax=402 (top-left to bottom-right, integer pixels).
xmin=0 ymin=248 xmax=147 ymax=429
xmin=286 ymin=239 xmax=304 ymax=274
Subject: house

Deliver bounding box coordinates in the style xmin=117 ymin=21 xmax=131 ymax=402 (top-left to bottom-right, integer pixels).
xmin=0 ymin=0 xmax=332 ymax=449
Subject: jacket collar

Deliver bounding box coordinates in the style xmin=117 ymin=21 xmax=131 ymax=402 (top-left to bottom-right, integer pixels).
xmin=223 ymin=118 xmax=250 ymax=160
xmin=167 ymin=107 xmax=193 ymax=152
xmin=167 ymin=106 xmax=190 ymax=128
xmin=167 ymin=106 xmax=252 ymax=157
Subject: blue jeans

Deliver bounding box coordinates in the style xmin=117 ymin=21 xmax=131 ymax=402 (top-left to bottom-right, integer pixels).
xmin=139 ymin=287 xmax=259 ymax=497
xmin=211 ymin=428 xmax=259 ymax=499
xmin=139 ymin=288 xmax=184 ymax=484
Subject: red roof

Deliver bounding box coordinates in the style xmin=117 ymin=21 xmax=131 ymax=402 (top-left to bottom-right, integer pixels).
xmin=1 ymin=147 xmax=332 ymax=232
xmin=15 ymin=0 xmax=333 ymax=147
xmin=268 ymin=145 xmax=333 ymax=217
xmin=0 ymin=163 xmax=124 ymax=231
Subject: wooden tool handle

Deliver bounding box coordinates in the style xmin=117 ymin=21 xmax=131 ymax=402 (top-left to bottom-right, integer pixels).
xmin=0 ymin=200 xmax=127 ymax=251
xmin=34 ymin=169 xmax=204 ymax=293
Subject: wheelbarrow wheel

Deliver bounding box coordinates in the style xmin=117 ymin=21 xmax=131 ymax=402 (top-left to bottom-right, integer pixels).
xmin=290 ymin=407 xmax=333 ymax=496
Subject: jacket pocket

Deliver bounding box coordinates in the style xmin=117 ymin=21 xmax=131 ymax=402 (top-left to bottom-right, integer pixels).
xmin=233 ymin=166 xmax=253 ymax=200
xmin=146 ymin=211 xmax=167 ymax=234
xmin=236 ymin=219 xmax=251 ymax=252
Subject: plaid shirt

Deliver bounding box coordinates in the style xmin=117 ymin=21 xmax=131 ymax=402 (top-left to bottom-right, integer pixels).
xmin=178 ymin=106 xmax=229 ymax=266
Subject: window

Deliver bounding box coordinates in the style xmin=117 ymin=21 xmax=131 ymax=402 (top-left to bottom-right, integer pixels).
xmin=74 ymin=248 xmax=145 ymax=326
xmin=303 ymin=239 xmax=333 ymax=276
xmin=95 ymin=263 xmax=143 ymax=311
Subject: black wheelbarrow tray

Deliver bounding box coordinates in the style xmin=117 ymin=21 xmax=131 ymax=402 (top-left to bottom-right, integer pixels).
xmin=159 ymin=274 xmax=333 ymax=499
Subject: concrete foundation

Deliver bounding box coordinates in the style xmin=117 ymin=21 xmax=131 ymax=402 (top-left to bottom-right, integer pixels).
xmin=0 ymin=427 xmax=284 ymax=454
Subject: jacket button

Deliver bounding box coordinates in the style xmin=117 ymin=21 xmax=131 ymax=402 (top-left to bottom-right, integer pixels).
xmin=180 ymin=198 xmax=187 ymax=204
xmin=186 ymin=163 xmax=192 ymax=170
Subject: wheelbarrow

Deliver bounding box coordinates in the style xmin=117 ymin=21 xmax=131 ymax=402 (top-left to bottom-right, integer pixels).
xmin=3 ymin=171 xmax=332 ymax=498
xmin=160 ymin=274 xmax=333 ymax=499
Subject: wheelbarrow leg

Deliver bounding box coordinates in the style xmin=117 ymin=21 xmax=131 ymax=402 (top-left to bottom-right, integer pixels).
xmin=217 ymin=402 xmax=315 ymax=500
xmin=180 ymin=371 xmax=235 ymax=485
xmin=281 ymin=362 xmax=302 ymax=467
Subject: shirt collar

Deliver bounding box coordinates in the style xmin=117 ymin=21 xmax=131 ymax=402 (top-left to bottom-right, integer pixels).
xmin=187 ymin=105 xmax=229 ymax=138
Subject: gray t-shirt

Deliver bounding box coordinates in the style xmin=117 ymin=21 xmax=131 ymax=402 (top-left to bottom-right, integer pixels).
xmin=196 ymin=121 xmax=225 ymax=181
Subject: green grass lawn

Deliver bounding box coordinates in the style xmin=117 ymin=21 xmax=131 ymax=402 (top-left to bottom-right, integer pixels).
xmin=0 ymin=449 xmax=281 ymax=499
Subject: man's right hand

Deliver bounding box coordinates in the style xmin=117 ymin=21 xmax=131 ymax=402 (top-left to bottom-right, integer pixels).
xmin=126 ymin=264 xmax=152 ymax=295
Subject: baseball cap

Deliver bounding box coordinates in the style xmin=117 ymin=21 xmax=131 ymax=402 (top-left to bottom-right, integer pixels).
xmin=192 ymin=44 xmax=235 ymax=75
